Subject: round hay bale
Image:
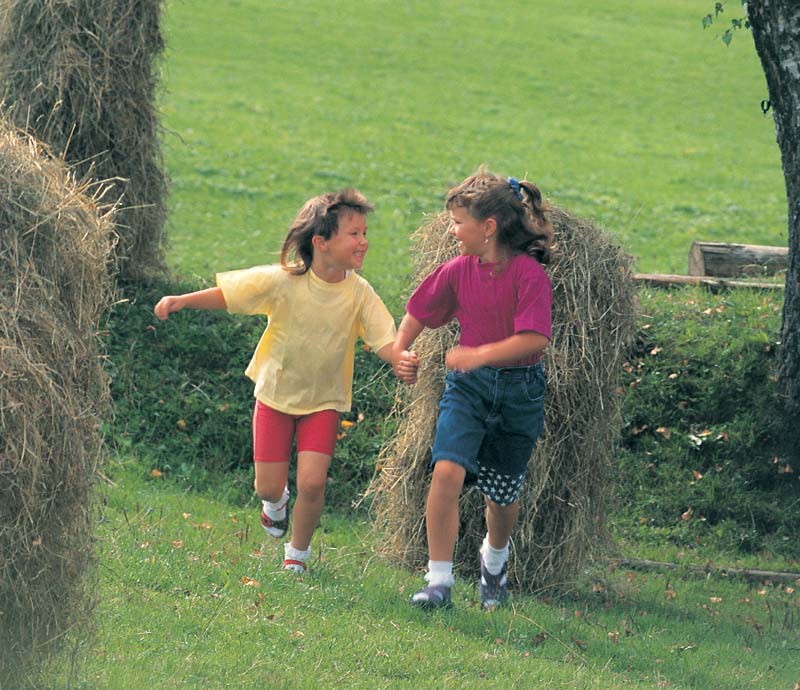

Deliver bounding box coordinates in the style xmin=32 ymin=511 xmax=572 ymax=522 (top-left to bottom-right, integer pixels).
xmin=0 ymin=118 xmax=114 ymax=685
xmin=0 ymin=0 xmax=168 ymax=282
xmin=368 ymin=207 xmax=637 ymax=591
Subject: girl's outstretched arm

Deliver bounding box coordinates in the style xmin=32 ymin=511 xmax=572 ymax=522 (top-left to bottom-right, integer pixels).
xmin=154 ymin=287 xmax=227 ymax=320
xmin=445 ymin=332 xmax=549 ymax=372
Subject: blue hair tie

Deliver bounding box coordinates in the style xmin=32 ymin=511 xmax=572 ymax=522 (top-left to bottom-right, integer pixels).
xmin=508 ymin=177 xmax=523 ymax=201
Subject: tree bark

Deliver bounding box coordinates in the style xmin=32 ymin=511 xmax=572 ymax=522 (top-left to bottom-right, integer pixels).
xmin=747 ymin=1 xmax=800 ymax=420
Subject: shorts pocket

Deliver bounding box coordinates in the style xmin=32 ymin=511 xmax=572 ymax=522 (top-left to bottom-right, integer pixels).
xmin=523 ymin=372 xmax=546 ymax=403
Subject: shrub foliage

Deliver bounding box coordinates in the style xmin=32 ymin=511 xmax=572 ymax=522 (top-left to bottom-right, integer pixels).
xmin=616 ymin=288 xmax=798 ymax=556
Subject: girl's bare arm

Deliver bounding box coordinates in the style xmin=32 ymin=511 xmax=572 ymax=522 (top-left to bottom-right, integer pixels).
xmin=393 ymin=313 xmax=424 ymax=355
xmin=445 ymin=332 xmax=549 ymax=371
xmin=154 ymin=287 xmax=227 ymax=320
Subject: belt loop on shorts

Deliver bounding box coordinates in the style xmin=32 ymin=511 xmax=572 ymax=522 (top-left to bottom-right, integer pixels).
xmin=493 ymin=364 xmax=536 ymax=379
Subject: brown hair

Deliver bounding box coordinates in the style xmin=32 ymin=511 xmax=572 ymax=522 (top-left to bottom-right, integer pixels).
xmin=445 ymin=166 xmax=552 ymax=264
xmin=280 ymin=188 xmax=374 ymax=274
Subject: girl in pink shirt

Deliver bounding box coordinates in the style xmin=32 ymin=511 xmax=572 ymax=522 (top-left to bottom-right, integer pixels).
xmin=393 ymin=168 xmax=553 ymax=609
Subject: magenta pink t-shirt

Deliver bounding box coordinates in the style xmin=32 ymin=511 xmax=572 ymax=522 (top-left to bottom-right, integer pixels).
xmin=406 ymin=253 xmax=552 ymax=366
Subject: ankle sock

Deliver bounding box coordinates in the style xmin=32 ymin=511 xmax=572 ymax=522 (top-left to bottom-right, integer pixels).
xmin=425 ymin=560 xmax=454 ymax=588
xmin=284 ymin=542 xmax=311 ymax=565
xmin=480 ymin=536 xmax=509 ymax=576
xmin=263 ymin=486 xmax=289 ymax=520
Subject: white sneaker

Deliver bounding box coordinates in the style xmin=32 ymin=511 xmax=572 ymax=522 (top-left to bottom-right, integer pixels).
xmin=283 ymin=558 xmax=307 ymax=574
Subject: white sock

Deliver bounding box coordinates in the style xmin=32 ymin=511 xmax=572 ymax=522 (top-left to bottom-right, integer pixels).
xmin=425 ymin=560 xmax=454 ymax=587
xmin=263 ymin=486 xmax=289 ymax=520
xmin=481 ymin=536 xmax=509 ymax=576
xmin=284 ymin=542 xmax=311 ymax=564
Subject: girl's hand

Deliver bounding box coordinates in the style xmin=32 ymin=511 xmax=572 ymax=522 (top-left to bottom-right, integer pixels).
xmin=394 ymin=349 xmax=419 ymax=384
xmin=154 ymin=296 xmax=181 ymax=321
xmin=445 ymin=346 xmax=483 ymax=372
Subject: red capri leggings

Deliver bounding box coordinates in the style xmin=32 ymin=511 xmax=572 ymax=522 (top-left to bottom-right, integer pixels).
xmin=252 ymin=400 xmax=339 ymax=463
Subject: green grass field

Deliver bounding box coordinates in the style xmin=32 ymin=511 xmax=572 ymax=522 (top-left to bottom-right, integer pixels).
xmin=71 ymin=464 xmax=798 ymax=690
xmin=159 ymin=0 xmax=786 ymax=312
xmin=46 ymin=1 xmax=800 ymax=688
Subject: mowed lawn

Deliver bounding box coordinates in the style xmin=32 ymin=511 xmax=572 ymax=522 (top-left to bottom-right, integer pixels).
xmin=159 ymin=0 xmax=786 ymax=312
xmin=80 ymin=466 xmax=799 ymax=690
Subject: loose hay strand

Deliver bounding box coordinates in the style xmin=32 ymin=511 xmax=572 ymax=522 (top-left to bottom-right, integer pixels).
xmin=367 ymin=207 xmax=637 ymax=591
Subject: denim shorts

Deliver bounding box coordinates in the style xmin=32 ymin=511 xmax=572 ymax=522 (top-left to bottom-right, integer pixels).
xmin=431 ymin=363 xmax=546 ymax=506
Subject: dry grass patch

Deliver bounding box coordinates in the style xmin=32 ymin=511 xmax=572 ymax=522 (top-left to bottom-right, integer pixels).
xmin=0 ymin=118 xmax=114 ymax=687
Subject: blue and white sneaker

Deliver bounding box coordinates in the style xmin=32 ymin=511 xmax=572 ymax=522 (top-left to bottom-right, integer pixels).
xmin=411 ymin=584 xmax=452 ymax=609
xmin=479 ymin=554 xmax=509 ymax=610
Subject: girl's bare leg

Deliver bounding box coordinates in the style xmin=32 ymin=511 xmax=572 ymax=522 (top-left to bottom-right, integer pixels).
xmin=253 ymin=461 xmax=289 ymax=504
xmin=485 ymin=497 xmax=519 ymax=548
xmin=425 ymin=460 xmax=466 ymax=560
xmin=288 ymin=450 xmax=332 ymax=551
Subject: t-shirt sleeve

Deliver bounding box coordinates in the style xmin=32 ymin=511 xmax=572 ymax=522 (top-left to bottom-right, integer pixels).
xmin=358 ymin=283 xmax=397 ymax=352
xmin=405 ymin=260 xmax=458 ymax=329
xmin=514 ymin=262 xmax=552 ymax=340
xmin=216 ymin=265 xmax=279 ymax=315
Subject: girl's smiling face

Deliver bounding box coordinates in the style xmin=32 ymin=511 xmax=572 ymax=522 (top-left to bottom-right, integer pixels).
xmin=448 ymin=205 xmax=489 ymax=257
xmin=323 ymin=211 xmax=369 ymax=271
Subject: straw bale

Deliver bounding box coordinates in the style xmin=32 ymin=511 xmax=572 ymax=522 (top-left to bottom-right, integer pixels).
xmin=0 ymin=118 xmax=114 ymax=685
xmin=0 ymin=0 xmax=167 ymax=282
xmin=368 ymin=208 xmax=637 ymax=591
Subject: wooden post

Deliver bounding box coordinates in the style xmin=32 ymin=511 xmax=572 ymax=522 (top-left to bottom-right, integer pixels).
xmin=688 ymin=241 xmax=788 ymax=278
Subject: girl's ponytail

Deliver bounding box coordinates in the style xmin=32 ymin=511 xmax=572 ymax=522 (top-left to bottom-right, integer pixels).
xmin=518 ymin=180 xmax=553 ymax=265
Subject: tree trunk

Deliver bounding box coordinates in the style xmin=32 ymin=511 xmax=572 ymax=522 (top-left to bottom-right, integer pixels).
xmin=747 ymin=1 xmax=800 ymax=421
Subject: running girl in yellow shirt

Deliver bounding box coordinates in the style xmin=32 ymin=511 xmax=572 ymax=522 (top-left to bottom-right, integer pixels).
xmin=155 ymin=189 xmax=411 ymax=573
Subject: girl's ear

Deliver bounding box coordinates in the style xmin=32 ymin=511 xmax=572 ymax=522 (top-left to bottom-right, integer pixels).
xmin=484 ymin=217 xmax=498 ymax=240
xmin=311 ymin=234 xmax=327 ymax=252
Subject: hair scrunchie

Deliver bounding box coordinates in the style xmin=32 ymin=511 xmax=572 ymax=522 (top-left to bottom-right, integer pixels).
xmin=508 ymin=176 xmax=523 ymax=201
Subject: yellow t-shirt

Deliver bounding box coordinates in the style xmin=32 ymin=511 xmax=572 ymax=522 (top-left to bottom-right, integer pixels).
xmin=217 ymin=265 xmax=396 ymax=415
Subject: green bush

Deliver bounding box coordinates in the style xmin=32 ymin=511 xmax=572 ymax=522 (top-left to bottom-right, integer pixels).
xmin=614 ymin=287 xmax=799 ymax=556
